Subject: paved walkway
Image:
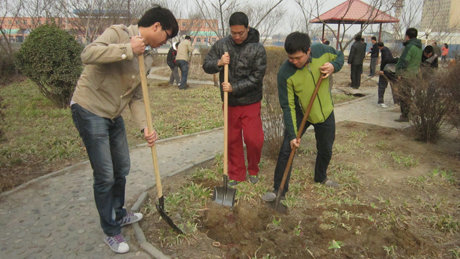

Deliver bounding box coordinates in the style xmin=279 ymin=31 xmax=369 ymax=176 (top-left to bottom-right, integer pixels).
xmin=0 ymin=76 xmax=407 ymax=258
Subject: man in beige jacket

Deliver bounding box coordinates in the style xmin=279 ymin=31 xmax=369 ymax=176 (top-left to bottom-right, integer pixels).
xmin=176 ymin=35 xmax=194 ymax=89
xmin=70 ymin=6 xmax=178 ymax=254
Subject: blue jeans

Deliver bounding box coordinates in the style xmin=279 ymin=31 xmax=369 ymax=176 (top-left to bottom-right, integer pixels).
xmin=71 ymin=103 xmax=129 ymax=236
xmin=177 ymin=60 xmax=189 ymax=88
xmin=273 ymin=111 xmax=335 ymax=195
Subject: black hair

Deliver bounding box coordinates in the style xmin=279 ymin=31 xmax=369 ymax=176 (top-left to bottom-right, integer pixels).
xmin=229 ymin=12 xmax=248 ymax=28
xmin=444 ymin=43 xmax=449 ymax=48
xmin=424 ymin=45 xmax=433 ymax=54
xmin=354 ymin=34 xmax=362 ymax=41
xmin=324 ymin=40 xmax=330 ymax=45
xmin=405 ymin=28 xmax=418 ymax=39
xmin=185 ymin=35 xmax=191 ymax=40
xmin=371 ymin=36 xmax=377 ymax=41
xmin=138 ymin=5 xmax=178 ymax=38
xmin=377 ymin=42 xmax=384 ymax=47
xmin=284 ymin=32 xmax=311 ymax=54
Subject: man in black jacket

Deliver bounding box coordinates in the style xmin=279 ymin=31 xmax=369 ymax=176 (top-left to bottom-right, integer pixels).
xmin=377 ymin=42 xmax=398 ymax=107
xmin=203 ymin=12 xmax=267 ymax=186
xmin=166 ymin=41 xmax=180 ymax=86
xmin=347 ymin=34 xmax=366 ymax=89
xmin=368 ymin=36 xmax=379 ymax=76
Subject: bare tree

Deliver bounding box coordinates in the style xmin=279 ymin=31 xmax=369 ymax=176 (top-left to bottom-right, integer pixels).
xmin=246 ymin=0 xmax=286 ymax=43
xmin=0 ymin=0 xmax=25 ymax=54
xmin=192 ymin=0 xmax=239 ymax=38
xmin=192 ymin=0 xmax=285 ymax=40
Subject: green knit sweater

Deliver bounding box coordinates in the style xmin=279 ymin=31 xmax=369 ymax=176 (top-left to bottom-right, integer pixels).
xmin=277 ymin=43 xmax=344 ymax=141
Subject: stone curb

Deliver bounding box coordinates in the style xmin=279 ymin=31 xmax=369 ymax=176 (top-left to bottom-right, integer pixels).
xmin=130 ymin=154 xmax=217 ymax=259
xmin=0 ymin=128 xmax=222 ymax=199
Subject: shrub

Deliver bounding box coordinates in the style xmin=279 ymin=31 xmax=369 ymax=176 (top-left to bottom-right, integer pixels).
xmin=262 ymin=47 xmax=286 ymax=159
xmin=442 ymin=63 xmax=460 ymax=130
xmin=15 ymin=25 xmax=83 ymax=108
xmin=0 ymin=96 xmax=5 ymax=140
xmin=0 ymin=48 xmax=18 ymax=84
xmin=403 ymin=68 xmax=455 ymax=142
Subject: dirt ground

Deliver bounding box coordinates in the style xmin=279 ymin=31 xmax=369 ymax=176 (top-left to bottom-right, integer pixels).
xmin=140 ymin=121 xmax=459 ymax=258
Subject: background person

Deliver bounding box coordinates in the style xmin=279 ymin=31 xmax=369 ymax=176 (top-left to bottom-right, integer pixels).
xmin=394 ymin=27 xmax=422 ymax=122
xmin=377 ymin=42 xmax=398 ymax=107
xmin=167 ymin=41 xmax=180 ymax=86
xmin=176 ymin=35 xmax=194 ymax=89
xmin=347 ymin=34 xmax=366 ymax=89
xmin=368 ymin=36 xmax=379 ymax=76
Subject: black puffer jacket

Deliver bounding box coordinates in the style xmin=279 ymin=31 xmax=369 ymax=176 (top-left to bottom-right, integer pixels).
xmin=203 ymin=28 xmax=267 ymax=106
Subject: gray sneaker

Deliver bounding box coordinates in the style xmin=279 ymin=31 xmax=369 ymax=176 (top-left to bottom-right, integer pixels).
xmin=119 ymin=212 xmax=143 ymax=227
xmin=249 ymin=175 xmax=259 ymax=184
xmin=261 ymin=191 xmax=285 ymax=202
xmin=322 ymin=179 xmax=339 ymax=188
xmin=104 ymin=234 xmax=129 ymax=254
xmin=227 ymin=180 xmax=239 ymax=187
xmin=262 ymin=191 xmax=276 ymax=202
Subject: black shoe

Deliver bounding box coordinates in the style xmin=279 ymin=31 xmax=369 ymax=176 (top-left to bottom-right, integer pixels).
xmin=394 ymin=116 xmax=409 ymax=122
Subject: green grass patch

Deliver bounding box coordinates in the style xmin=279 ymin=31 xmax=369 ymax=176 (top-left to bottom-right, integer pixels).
xmin=0 ymin=79 xmax=222 ymax=186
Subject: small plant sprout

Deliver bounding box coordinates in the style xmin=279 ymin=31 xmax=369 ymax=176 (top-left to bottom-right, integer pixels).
xmin=294 ymin=221 xmax=302 ymax=236
xmin=272 ymin=217 xmax=281 ymax=227
xmin=383 ymin=245 xmax=397 ymax=256
xmin=328 ymin=240 xmax=343 ymax=251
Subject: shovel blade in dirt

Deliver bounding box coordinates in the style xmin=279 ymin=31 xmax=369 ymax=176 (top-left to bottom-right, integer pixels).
xmin=212 ymin=62 xmax=237 ymax=207
xmin=156 ymin=196 xmax=184 ymax=234
xmin=213 ymin=176 xmax=236 ymax=207
xmin=139 ymin=55 xmax=184 ymax=234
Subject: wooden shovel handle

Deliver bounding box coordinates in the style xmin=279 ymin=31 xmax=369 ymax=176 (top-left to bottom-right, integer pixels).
xmin=223 ymin=62 xmax=228 ymax=177
xmin=138 ymin=54 xmax=163 ymax=198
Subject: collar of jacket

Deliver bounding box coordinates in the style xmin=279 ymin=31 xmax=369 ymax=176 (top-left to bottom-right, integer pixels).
xmin=228 ymin=27 xmax=260 ymax=46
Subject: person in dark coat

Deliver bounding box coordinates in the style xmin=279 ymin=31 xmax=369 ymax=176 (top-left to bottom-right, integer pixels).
xmin=166 ymin=41 xmax=180 ymax=86
xmin=421 ymin=45 xmax=438 ymax=69
xmin=203 ymin=12 xmax=267 ymax=186
xmin=347 ymin=34 xmax=366 ymax=89
xmin=368 ymin=36 xmax=379 ymax=76
xmin=377 ymin=42 xmax=398 ymax=107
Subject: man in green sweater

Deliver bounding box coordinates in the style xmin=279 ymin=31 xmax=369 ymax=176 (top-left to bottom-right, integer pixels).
xmin=395 ymin=27 xmax=422 ymax=122
xmin=262 ymin=32 xmax=344 ymax=202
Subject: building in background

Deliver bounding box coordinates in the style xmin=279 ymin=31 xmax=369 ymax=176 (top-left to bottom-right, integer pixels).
xmin=176 ymin=19 xmax=219 ymax=46
xmin=420 ymin=0 xmax=460 ymax=32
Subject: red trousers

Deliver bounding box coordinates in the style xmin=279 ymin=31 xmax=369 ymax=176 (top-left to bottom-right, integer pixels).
xmin=227 ymin=101 xmax=264 ymax=181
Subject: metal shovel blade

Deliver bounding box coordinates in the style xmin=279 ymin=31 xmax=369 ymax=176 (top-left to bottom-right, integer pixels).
xmin=156 ymin=196 xmax=184 ymax=234
xmin=213 ymin=176 xmax=236 ymax=207
xmin=213 ymin=185 xmax=236 ymax=207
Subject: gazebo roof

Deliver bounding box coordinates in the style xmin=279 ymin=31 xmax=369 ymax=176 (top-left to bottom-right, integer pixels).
xmin=310 ymin=0 xmax=399 ymax=24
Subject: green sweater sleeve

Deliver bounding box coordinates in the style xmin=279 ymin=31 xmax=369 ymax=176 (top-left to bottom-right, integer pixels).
xmin=277 ymin=61 xmax=298 ymax=141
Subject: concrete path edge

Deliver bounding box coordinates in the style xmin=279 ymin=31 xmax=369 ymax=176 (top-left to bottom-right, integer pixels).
xmin=0 ymin=128 xmax=223 ymax=199
xmin=130 ymin=154 xmax=217 ymax=259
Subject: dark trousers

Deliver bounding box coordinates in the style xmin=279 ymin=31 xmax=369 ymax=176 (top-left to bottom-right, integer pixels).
xmin=350 ymin=64 xmax=363 ymax=88
xmin=370 ymin=57 xmax=378 ymax=75
xmin=169 ymin=65 xmax=180 ymax=85
xmin=273 ymin=111 xmax=335 ymax=194
xmin=177 ymin=60 xmax=189 ymax=89
xmin=71 ymin=104 xmax=129 ymax=236
xmin=378 ymin=75 xmax=388 ymax=103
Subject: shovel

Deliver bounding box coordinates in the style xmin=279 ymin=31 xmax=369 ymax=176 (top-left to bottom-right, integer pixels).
xmin=138 ymin=54 xmax=184 ymax=234
xmin=274 ymin=74 xmax=325 ymax=210
xmin=213 ymin=62 xmax=236 ymax=207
